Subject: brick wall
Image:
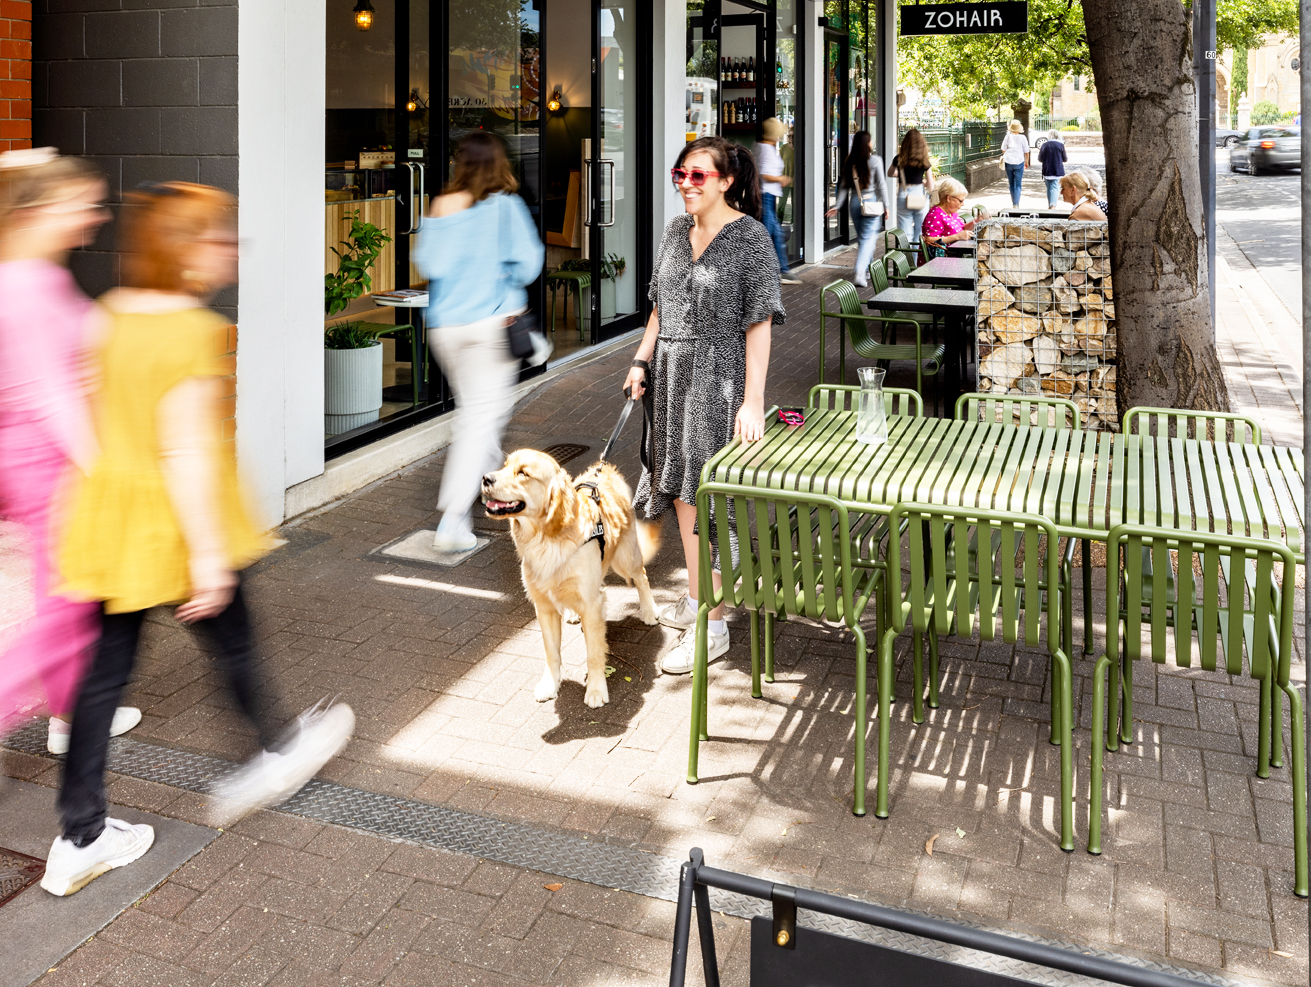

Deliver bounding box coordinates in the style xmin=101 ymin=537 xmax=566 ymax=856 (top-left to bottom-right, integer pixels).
xmin=33 ymin=1 xmax=239 ymax=440
xmin=0 ymin=1 xmax=32 ymax=151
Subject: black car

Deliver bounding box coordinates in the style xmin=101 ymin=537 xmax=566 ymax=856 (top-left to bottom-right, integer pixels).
xmin=1214 ymin=127 xmax=1245 ymax=147
xmin=1230 ymin=126 xmax=1301 ymax=174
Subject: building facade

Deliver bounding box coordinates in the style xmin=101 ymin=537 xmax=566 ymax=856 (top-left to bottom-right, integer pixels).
xmin=32 ymin=0 xmax=899 ymax=526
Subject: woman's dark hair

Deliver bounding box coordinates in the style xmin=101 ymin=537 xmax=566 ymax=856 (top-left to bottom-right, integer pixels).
xmin=443 ymin=132 xmax=518 ymax=201
xmin=674 ymin=136 xmax=762 ymax=220
xmin=898 ymin=128 xmax=931 ymax=171
xmin=845 ymin=131 xmax=873 ymax=187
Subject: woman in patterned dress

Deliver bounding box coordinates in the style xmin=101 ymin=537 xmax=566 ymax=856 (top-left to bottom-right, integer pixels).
xmin=623 ymin=136 xmax=786 ymax=675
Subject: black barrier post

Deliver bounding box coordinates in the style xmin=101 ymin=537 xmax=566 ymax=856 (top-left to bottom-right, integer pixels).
xmin=669 ymin=858 xmax=696 ymax=987
xmin=691 ymin=849 xmax=722 ymax=987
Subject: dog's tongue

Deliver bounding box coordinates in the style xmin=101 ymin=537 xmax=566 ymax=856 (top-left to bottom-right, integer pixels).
xmin=486 ymin=499 xmax=514 ymax=511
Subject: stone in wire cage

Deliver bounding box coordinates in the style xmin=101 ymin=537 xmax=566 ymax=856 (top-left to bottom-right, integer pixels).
xmin=974 ymin=219 xmax=1117 ymax=430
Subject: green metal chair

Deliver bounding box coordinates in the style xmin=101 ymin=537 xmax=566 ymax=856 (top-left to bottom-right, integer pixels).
xmin=545 ymin=270 xmax=591 ymax=341
xmin=1121 ymin=406 xmax=1262 ymax=444
xmin=686 ymin=483 xmax=885 ymax=816
xmin=807 ymin=383 xmax=923 ymax=418
xmin=954 ymin=392 xmax=1092 ymax=660
xmin=883 ymin=250 xmax=916 ymax=288
xmin=880 ymin=502 xmax=1076 ymax=849
xmin=884 ymin=227 xmax=911 ymax=253
xmin=818 ymin=280 xmax=945 ymax=411
xmin=1089 ymin=524 xmax=1306 ymax=898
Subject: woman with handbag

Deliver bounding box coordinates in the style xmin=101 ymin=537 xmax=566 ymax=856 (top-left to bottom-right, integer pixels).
xmin=414 ymin=132 xmax=546 ymax=553
xmin=826 ymin=130 xmax=887 ymax=287
xmin=887 ymin=128 xmax=933 ymax=249
xmin=999 ymin=120 xmax=1031 ymax=207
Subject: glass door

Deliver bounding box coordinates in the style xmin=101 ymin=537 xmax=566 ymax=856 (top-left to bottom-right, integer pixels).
xmin=589 ymin=0 xmax=645 ymax=338
xmin=823 ymin=28 xmax=848 ymax=248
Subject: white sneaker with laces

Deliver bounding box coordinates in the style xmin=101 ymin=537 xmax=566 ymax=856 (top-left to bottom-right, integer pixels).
xmin=661 ymin=625 xmax=730 ymax=675
xmin=208 ymin=701 xmax=355 ymax=828
xmin=433 ymin=516 xmax=477 ymax=553
xmin=47 ymin=706 xmax=143 ymax=755
xmin=658 ymin=594 xmax=697 ymax=631
xmin=41 ymin=817 xmax=155 ymax=896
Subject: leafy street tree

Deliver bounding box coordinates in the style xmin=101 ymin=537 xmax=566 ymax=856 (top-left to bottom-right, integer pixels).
xmin=1083 ymin=0 xmax=1227 ymax=413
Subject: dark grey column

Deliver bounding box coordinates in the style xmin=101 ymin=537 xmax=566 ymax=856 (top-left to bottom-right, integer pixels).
xmin=1194 ymin=0 xmax=1216 ymax=333
xmin=33 ymin=1 xmax=238 ymax=316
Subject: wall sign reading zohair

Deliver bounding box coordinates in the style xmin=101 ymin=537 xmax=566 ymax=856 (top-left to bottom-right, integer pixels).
xmin=899 ymin=2 xmax=1028 ymax=36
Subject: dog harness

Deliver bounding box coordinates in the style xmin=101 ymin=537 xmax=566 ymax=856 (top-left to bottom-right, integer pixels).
xmin=574 ymin=480 xmax=606 ymax=558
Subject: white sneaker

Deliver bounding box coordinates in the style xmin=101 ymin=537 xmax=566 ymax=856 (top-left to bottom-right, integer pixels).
xmin=659 ymin=594 xmax=698 ymax=631
xmin=661 ymin=625 xmax=730 ymax=675
xmin=47 ymin=707 xmax=143 ymax=755
xmin=780 ymin=273 xmax=803 ymax=285
xmin=208 ymin=701 xmax=354 ymax=827
xmin=41 ymin=817 xmax=155 ymax=896
xmin=433 ymin=517 xmax=477 ymax=553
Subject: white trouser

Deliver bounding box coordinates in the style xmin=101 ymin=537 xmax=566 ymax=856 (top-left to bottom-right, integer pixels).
xmin=429 ymin=312 xmax=520 ymax=518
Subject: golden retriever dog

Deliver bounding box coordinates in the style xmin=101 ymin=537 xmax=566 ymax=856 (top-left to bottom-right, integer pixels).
xmin=482 ymin=449 xmax=658 ymax=708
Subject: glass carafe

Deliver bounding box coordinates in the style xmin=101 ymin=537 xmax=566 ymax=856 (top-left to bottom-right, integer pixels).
xmin=855 ymin=366 xmax=889 ymax=447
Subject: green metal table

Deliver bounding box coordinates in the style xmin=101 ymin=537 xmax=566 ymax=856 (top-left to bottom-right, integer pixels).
xmin=705 ymin=410 xmax=1304 ymax=559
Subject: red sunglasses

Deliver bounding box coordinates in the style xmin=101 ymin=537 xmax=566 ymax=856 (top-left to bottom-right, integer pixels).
xmin=671 ymin=167 xmax=722 ymax=186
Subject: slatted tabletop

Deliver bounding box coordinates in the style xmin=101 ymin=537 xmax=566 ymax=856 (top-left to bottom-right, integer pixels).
xmin=706 ymin=411 xmax=1305 ymax=560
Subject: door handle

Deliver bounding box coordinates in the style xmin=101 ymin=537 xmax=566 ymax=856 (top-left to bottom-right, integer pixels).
xmin=399 ymin=162 xmax=425 ymax=234
xmin=399 ymin=163 xmax=416 ymax=234
xmin=598 ymin=159 xmax=616 ymax=227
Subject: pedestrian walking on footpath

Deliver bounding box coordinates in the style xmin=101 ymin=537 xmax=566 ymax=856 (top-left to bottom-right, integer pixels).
xmin=827 ymin=129 xmax=887 ymax=286
xmin=624 ymin=136 xmax=785 ymax=675
xmin=1038 ymin=130 xmax=1067 ymax=208
xmin=0 ymin=148 xmax=142 ymax=752
xmin=755 ymin=117 xmax=800 ymax=284
xmin=887 ymin=129 xmax=934 ymax=248
xmin=415 ymin=132 xmax=546 ymax=553
xmin=1000 ymin=120 xmax=1031 ymax=207
xmin=42 ymin=183 xmax=353 ymax=897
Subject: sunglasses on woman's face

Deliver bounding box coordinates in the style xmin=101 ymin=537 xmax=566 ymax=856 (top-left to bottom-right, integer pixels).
xmin=671 ymin=167 xmax=722 ymax=187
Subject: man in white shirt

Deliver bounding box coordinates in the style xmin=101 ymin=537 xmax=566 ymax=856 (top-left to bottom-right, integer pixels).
xmin=756 ymin=118 xmax=801 ymax=284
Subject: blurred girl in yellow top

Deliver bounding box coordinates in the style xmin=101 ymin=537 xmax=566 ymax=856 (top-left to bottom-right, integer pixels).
xmin=42 ymin=183 xmax=354 ymax=898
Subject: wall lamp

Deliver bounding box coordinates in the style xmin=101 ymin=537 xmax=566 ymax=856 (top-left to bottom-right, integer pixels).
xmin=353 ymin=0 xmax=375 ymax=31
xmin=405 ymin=89 xmax=429 ymax=113
xmin=547 ymin=86 xmax=563 ymax=113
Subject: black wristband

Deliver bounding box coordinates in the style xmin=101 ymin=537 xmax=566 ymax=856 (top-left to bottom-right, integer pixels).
xmin=631 ymin=359 xmax=649 ymax=371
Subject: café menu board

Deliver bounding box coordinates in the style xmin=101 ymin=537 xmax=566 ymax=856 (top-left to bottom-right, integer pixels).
xmin=899 ymin=1 xmax=1028 ymax=36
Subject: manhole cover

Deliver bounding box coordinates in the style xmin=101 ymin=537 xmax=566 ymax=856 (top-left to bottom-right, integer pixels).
xmin=542 ymin=443 xmax=590 ymax=467
xmin=0 ymin=847 xmax=44 ymax=907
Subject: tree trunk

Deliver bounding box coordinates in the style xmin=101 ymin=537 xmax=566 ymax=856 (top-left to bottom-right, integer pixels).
xmin=1082 ymin=0 xmax=1229 ymax=417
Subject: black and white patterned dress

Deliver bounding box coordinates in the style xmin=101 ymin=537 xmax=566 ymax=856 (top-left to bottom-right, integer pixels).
xmin=634 ymin=213 xmax=786 ymax=523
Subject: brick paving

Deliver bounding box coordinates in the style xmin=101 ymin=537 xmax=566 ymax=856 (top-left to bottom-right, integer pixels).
xmin=2 ymin=263 xmax=1308 ymax=985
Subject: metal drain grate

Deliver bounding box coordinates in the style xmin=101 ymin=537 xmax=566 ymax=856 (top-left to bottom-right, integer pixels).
xmin=542 ymin=443 xmax=590 ymax=467
xmin=0 ymin=722 xmax=1242 ymax=987
xmin=0 ymin=847 xmax=44 ymax=908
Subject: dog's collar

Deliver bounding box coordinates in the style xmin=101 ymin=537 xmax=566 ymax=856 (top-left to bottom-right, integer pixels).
xmin=574 ymin=480 xmax=606 ymax=558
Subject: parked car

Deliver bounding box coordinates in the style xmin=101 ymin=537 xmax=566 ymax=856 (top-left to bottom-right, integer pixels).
xmin=1214 ymin=127 xmax=1245 ymax=147
xmin=1230 ymin=126 xmax=1301 ymax=174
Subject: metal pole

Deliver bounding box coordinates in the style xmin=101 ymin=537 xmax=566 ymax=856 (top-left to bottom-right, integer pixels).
xmin=1195 ymin=0 xmax=1217 ymax=334
xmin=1300 ymin=0 xmax=1310 ymax=892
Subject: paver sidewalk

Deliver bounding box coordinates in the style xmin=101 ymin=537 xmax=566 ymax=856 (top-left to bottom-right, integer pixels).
xmin=2 ymin=264 xmax=1308 ymax=986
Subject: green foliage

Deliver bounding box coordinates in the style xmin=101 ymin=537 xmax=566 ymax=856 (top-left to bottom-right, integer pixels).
xmin=323 ymin=321 xmax=410 ymax=351
xmin=899 ymin=0 xmax=1294 ymax=119
xmin=1061 ymin=121 xmax=1081 ymax=130
xmin=558 ymin=253 xmax=627 ymax=279
xmin=324 ymin=212 xmax=392 ymax=317
xmin=1251 ymin=99 xmax=1283 ymax=124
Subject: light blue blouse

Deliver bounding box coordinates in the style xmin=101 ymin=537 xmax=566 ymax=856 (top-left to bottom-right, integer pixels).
xmin=413 ymin=192 xmax=544 ymax=327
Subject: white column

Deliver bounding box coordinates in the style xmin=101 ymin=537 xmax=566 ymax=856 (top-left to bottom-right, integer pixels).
xmin=802 ymin=5 xmax=824 ymax=265
xmin=237 ymin=0 xmax=327 ymax=526
xmin=652 ymin=0 xmax=687 ymax=258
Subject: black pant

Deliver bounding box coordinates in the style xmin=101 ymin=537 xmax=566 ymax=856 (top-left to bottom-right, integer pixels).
xmin=58 ymin=582 xmax=279 ymax=845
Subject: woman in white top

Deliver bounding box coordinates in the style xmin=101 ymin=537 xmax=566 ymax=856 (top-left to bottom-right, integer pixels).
xmin=1000 ymin=120 xmax=1030 ymax=207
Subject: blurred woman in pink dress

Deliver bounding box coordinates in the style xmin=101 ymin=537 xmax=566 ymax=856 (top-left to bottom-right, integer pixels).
xmin=0 ymin=148 xmax=139 ymax=750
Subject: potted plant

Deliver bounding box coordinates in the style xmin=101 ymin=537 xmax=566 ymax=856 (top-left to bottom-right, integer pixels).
xmin=558 ymin=253 xmax=627 ymax=321
xmin=323 ymin=213 xmax=404 ymax=435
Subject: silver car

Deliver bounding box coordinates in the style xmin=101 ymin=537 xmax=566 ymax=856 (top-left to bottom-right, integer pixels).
xmin=1230 ymin=126 xmax=1300 ymax=174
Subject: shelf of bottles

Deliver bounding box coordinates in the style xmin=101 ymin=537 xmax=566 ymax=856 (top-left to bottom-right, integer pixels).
xmin=720 ymin=56 xmax=761 ymax=129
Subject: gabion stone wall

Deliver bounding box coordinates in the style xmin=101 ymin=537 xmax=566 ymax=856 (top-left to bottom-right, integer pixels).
xmin=974 ymin=220 xmax=1118 ymax=430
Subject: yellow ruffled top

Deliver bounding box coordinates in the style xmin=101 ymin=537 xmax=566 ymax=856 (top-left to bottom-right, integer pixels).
xmin=58 ymin=306 xmax=270 ymax=614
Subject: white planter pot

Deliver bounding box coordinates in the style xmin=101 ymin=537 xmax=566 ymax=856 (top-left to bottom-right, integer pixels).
xmin=600 ymin=278 xmax=617 ymax=320
xmin=325 ymin=343 xmax=383 ymax=436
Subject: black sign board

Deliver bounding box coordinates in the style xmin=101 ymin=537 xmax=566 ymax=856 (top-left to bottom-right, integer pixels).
xmin=900 ymin=2 xmax=1028 ymax=36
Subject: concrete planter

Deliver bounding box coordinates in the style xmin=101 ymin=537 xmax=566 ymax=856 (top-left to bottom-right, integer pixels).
xmin=325 ymin=342 xmax=383 ymax=435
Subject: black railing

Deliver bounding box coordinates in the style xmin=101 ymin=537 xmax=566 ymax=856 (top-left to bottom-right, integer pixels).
xmin=670 ymin=849 xmax=1212 ymax=987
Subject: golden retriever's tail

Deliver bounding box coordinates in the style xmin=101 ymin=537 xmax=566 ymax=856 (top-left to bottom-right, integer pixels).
xmin=636 ymin=519 xmax=662 ymax=564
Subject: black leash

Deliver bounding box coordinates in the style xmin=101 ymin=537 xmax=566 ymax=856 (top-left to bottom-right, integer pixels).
xmin=576 ymin=384 xmax=647 ymax=558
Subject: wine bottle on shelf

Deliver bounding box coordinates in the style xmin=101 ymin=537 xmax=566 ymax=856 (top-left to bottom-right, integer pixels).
xmin=721 ymin=56 xmax=727 ymax=79
xmin=747 ymin=57 xmax=755 ymax=83
xmin=736 ymin=57 xmax=743 ymax=83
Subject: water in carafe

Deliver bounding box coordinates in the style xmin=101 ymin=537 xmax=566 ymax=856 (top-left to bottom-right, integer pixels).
xmin=856 ymin=366 xmax=888 ymax=446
